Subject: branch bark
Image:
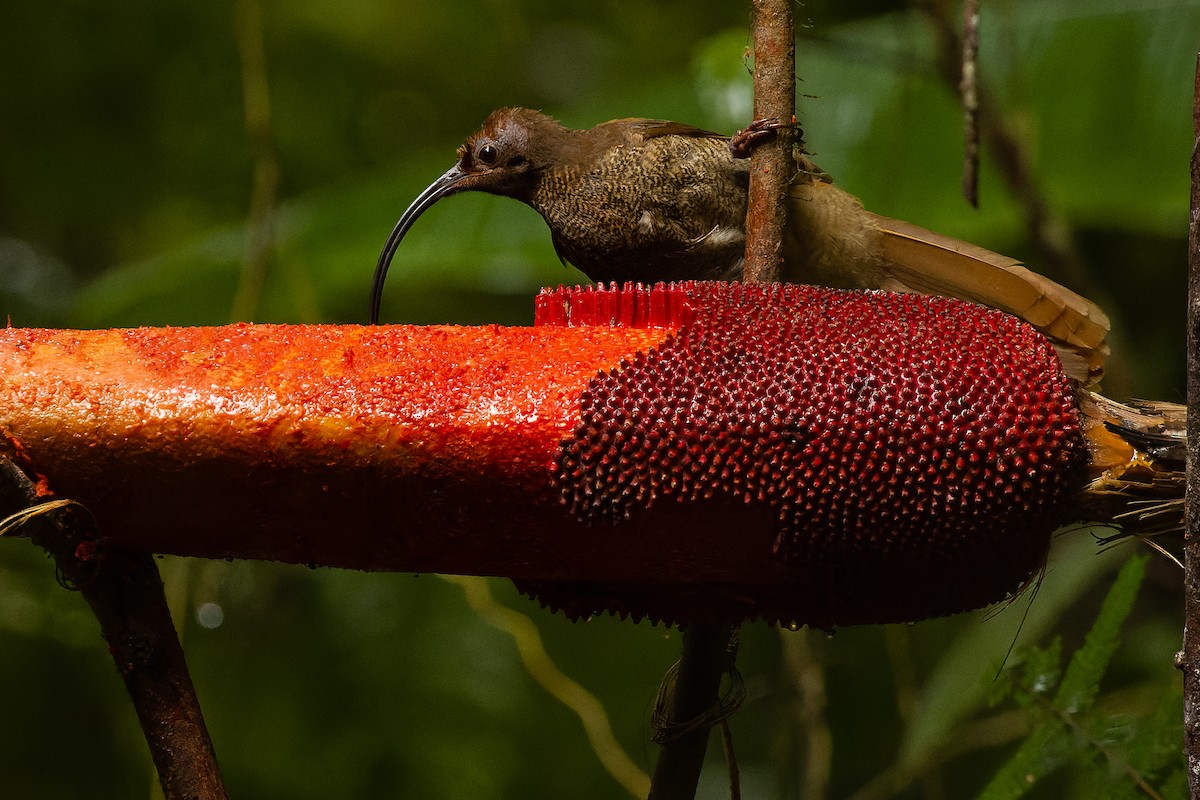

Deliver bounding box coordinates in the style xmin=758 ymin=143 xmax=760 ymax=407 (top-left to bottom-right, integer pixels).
xmin=742 ymin=0 xmax=796 ymax=283
xmin=959 ymin=0 xmax=979 ymax=207
xmin=1181 ymin=50 xmax=1200 ymax=800
xmin=0 ymin=457 xmax=228 ymax=800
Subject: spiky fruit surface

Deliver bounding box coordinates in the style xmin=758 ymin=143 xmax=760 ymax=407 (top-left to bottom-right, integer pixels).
xmin=522 ymin=282 xmax=1088 ymax=627
xmin=0 ymin=282 xmax=1088 ymax=627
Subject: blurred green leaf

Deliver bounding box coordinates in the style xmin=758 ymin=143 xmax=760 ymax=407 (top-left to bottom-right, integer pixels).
xmin=977 ymin=554 xmax=1149 ymax=800
xmin=900 ymin=530 xmax=1129 ymax=769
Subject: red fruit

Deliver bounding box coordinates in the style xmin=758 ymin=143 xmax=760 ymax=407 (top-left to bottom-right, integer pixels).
xmin=522 ymin=282 xmax=1087 ymax=627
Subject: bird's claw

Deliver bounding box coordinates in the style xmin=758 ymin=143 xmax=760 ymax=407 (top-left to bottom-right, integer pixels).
xmin=728 ymin=117 xmax=796 ymax=159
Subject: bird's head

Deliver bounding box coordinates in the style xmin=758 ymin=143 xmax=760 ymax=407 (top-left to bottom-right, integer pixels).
xmin=370 ymin=108 xmax=570 ymax=323
xmin=453 ymin=107 xmax=548 ymax=194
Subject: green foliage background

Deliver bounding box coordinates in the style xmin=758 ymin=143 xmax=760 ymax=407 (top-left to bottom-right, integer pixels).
xmin=0 ymin=1 xmax=1194 ymax=797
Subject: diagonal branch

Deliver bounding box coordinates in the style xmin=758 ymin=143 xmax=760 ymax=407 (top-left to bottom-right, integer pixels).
xmin=0 ymin=456 xmax=228 ymax=800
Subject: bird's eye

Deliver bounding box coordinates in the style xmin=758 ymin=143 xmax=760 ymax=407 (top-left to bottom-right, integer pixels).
xmin=477 ymin=144 xmax=498 ymax=165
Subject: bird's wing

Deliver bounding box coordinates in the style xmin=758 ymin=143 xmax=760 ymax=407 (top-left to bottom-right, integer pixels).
xmin=867 ymin=214 xmax=1110 ymax=385
xmin=608 ymin=119 xmax=728 ymax=142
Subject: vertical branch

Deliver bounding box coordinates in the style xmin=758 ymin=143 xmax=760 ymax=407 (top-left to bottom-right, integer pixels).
xmin=0 ymin=458 xmax=228 ymax=799
xmin=918 ymin=1 xmax=1097 ymax=296
xmin=1182 ymin=50 xmax=1200 ymax=800
xmin=959 ymin=0 xmax=980 ymax=207
xmin=742 ymin=0 xmax=796 ymax=284
xmin=648 ymin=624 xmax=738 ymax=800
xmin=647 ymin=4 xmax=797 ymax=797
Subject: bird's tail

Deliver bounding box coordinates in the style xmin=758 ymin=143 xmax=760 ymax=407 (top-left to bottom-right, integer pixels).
xmin=868 ymin=213 xmax=1110 ymax=386
xmin=1078 ymin=392 xmax=1185 ymax=546
xmin=782 ymin=172 xmax=1110 ymax=386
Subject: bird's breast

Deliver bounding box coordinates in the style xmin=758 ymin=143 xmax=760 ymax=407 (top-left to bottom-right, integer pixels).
xmin=529 ymin=138 xmax=749 ymax=284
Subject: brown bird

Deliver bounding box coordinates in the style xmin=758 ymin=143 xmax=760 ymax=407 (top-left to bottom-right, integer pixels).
xmin=371 ymin=107 xmax=1109 ymax=384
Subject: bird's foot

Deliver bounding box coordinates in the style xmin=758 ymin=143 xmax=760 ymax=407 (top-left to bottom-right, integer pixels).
xmin=728 ymin=117 xmax=797 ymax=159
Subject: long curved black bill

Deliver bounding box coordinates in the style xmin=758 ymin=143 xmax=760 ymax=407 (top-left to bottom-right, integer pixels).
xmin=370 ymin=165 xmax=467 ymax=324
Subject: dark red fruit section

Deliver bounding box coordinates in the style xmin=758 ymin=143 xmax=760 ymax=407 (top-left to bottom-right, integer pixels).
xmin=522 ymin=282 xmax=1088 ymax=628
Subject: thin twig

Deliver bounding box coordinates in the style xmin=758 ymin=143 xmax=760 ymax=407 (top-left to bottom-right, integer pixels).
xmin=718 ymin=719 xmax=742 ymax=800
xmin=917 ymin=1 xmax=1098 ymax=298
xmin=742 ymin=0 xmax=796 ymax=283
xmin=959 ymin=0 xmax=979 ymax=207
xmin=0 ymin=457 xmax=229 ymax=800
xmin=918 ymin=0 xmax=1130 ymax=390
xmin=1180 ymin=50 xmax=1200 ymax=800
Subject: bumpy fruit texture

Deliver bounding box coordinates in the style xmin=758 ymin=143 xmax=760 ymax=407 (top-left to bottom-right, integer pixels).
xmin=521 ymin=282 xmax=1088 ymax=627
xmin=0 ymin=323 xmax=672 ymax=573
xmin=0 ymin=282 xmax=1088 ymax=627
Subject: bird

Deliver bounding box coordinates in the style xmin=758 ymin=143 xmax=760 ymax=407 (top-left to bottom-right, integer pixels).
xmin=370 ymin=107 xmax=1109 ymax=385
